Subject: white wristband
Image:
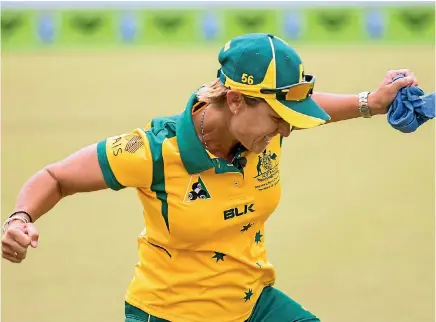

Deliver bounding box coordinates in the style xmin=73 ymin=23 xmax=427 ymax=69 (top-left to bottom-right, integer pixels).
xmin=2 ymin=215 xmax=29 ymax=233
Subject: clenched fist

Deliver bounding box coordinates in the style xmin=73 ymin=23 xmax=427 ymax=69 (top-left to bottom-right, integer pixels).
xmin=2 ymin=220 xmax=39 ymax=263
xmin=368 ymin=69 xmax=419 ymax=115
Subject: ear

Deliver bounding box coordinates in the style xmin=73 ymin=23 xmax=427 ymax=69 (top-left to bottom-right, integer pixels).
xmin=226 ymin=90 xmax=245 ymax=115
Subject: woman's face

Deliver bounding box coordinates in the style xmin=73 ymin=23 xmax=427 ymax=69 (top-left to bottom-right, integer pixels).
xmin=226 ymin=91 xmax=291 ymax=154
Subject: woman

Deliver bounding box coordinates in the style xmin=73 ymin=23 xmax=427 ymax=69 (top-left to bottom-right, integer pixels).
xmin=1 ymin=33 xmax=418 ymax=322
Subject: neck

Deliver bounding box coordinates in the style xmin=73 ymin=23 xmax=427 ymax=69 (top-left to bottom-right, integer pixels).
xmin=194 ymin=103 xmax=238 ymax=161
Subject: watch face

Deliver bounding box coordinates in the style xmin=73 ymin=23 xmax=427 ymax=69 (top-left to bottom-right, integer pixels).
xmin=359 ymin=93 xmax=371 ymax=118
xmin=360 ymin=106 xmax=371 ymax=117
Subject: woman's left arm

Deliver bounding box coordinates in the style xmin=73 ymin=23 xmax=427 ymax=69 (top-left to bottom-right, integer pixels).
xmin=311 ymin=69 xmax=419 ymax=124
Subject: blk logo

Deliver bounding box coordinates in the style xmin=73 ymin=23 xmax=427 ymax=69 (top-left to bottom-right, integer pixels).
xmin=223 ymin=203 xmax=255 ymax=220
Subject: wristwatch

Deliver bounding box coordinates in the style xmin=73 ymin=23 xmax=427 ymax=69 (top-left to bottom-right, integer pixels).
xmin=358 ymin=91 xmax=372 ymax=118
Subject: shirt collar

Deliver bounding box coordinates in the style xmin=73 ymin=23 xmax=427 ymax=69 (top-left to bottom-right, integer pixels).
xmin=176 ymin=93 xmax=215 ymax=174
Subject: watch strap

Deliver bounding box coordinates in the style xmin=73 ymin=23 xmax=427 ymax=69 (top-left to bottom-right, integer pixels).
xmin=358 ymin=91 xmax=372 ymax=118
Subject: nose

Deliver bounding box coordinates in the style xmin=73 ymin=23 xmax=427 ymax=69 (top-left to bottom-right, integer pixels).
xmin=278 ymin=121 xmax=291 ymax=137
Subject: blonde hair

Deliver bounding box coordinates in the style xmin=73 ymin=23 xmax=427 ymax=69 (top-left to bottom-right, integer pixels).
xmin=197 ymin=79 xmax=229 ymax=105
xmin=197 ymin=79 xmax=264 ymax=106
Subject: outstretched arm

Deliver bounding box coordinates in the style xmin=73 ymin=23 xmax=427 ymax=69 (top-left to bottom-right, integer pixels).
xmin=310 ymin=69 xmax=419 ymax=124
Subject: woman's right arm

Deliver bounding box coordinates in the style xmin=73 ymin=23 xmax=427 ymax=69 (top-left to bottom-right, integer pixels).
xmin=13 ymin=143 xmax=108 ymax=221
xmin=2 ymin=143 xmax=108 ymax=263
xmin=2 ymin=127 xmax=153 ymax=264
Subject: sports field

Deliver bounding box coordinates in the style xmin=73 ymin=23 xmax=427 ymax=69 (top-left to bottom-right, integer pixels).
xmin=1 ymin=46 xmax=435 ymax=322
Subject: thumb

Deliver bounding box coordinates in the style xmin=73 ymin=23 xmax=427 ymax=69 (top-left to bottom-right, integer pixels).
xmin=25 ymin=223 xmax=40 ymax=248
xmin=389 ymin=76 xmax=413 ymax=92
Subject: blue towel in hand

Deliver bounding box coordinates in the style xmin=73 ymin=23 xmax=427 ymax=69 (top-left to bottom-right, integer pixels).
xmin=387 ymin=74 xmax=435 ymax=133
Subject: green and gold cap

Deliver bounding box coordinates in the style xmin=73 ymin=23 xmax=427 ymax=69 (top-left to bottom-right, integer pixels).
xmin=217 ymin=33 xmax=330 ymax=128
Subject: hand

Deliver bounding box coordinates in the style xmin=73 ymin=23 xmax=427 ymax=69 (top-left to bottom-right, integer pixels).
xmin=368 ymin=69 xmax=419 ymax=115
xmin=2 ymin=220 xmax=39 ymax=263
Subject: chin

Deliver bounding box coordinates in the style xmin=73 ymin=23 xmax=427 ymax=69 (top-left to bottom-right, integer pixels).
xmin=240 ymin=138 xmax=268 ymax=154
xmin=252 ymin=147 xmax=265 ymax=154
xmin=249 ymin=143 xmax=268 ymax=154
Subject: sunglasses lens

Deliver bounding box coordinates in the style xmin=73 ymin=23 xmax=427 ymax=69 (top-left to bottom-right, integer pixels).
xmin=285 ymin=83 xmax=314 ymax=101
xmin=261 ymin=75 xmax=316 ymax=101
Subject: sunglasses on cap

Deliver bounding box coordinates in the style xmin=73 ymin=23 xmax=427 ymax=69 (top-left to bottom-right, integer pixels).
xmin=260 ymin=74 xmax=316 ymax=102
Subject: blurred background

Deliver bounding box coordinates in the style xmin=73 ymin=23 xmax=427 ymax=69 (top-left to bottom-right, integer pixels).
xmin=1 ymin=1 xmax=435 ymax=322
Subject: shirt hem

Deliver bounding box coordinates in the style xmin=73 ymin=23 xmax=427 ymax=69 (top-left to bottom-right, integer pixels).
xmin=125 ymin=292 xmax=253 ymax=322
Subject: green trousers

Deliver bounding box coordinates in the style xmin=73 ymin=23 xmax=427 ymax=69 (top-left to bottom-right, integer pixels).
xmin=125 ymin=286 xmax=319 ymax=322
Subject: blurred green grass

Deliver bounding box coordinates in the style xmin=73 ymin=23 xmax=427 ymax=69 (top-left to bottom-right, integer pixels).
xmin=1 ymin=45 xmax=435 ymax=322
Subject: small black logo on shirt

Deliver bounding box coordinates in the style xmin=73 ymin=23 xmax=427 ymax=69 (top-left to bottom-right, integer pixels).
xmin=184 ymin=176 xmax=211 ymax=202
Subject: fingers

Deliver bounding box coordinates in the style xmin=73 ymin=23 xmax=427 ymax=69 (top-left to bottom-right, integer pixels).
xmin=1 ymin=223 xmax=38 ymax=263
xmin=387 ymin=69 xmax=418 ymax=84
xmin=389 ymin=76 xmax=415 ymax=92
xmin=8 ymin=227 xmax=31 ymax=248
xmin=2 ymin=252 xmax=22 ymax=263
xmin=25 ymin=224 xmax=39 ymax=248
xmin=387 ymin=69 xmax=412 ymax=79
xmin=2 ymin=235 xmax=28 ymax=256
xmin=380 ymin=69 xmax=418 ymax=90
xmin=2 ymin=238 xmax=28 ymax=262
xmin=1 ymin=245 xmax=27 ymax=262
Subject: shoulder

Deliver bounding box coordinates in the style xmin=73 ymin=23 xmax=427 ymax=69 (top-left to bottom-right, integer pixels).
xmin=139 ymin=114 xmax=181 ymax=161
xmin=142 ymin=115 xmax=180 ymax=137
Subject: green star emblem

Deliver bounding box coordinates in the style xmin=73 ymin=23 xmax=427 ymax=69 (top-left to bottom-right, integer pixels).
xmin=256 ymin=262 xmax=262 ymax=268
xmin=240 ymin=222 xmax=253 ymax=232
xmin=244 ymin=288 xmax=253 ymax=302
xmin=254 ymin=231 xmax=263 ymax=244
xmin=212 ymin=252 xmax=226 ymax=262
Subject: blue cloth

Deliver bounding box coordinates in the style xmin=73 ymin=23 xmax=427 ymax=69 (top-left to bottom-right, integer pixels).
xmin=387 ymin=74 xmax=435 ymax=133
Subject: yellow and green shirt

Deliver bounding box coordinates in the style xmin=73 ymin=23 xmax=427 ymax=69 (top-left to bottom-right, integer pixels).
xmin=97 ymin=93 xmax=284 ymax=322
